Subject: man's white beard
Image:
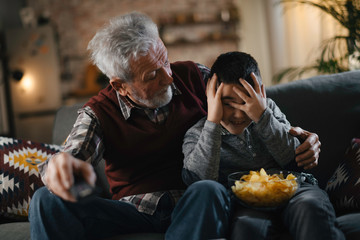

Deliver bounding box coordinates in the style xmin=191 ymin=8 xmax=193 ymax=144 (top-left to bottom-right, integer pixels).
xmin=132 ymin=85 xmax=173 ymax=109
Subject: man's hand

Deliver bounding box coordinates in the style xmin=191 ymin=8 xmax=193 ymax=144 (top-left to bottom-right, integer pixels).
xmin=290 ymin=127 xmax=321 ymax=170
xmin=206 ymin=74 xmax=224 ymax=124
xmin=44 ymin=152 xmax=96 ymax=202
xmin=231 ymin=73 xmax=267 ymax=123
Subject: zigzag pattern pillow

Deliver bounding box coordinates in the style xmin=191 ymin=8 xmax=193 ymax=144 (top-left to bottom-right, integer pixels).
xmin=0 ymin=137 xmax=61 ymax=221
xmin=325 ymin=138 xmax=360 ymax=215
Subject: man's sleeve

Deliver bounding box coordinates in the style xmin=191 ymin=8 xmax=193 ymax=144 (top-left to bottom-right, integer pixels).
xmin=38 ymin=106 xmax=105 ymax=182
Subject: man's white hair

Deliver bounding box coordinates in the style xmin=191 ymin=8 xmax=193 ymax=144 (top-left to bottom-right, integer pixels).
xmin=87 ymin=12 xmax=159 ymax=82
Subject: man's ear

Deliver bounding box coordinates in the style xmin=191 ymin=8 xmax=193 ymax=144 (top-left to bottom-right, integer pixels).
xmin=110 ymin=78 xmax=128 ymax=96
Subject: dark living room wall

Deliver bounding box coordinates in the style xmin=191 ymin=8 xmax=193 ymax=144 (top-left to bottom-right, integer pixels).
xmin=0 ymin=0 xmax=241 ymax=143
xmin=25 ymin=0 xmax=240 ymax=100
xmin=0 ymin=0 xmax=25 ymax=137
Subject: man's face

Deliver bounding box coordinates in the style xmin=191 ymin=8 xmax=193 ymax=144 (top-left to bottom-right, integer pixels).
xmin=220 ymin=83 xmax=252 ymax=135
xmin=123 ymin=39 xmax=173 ymax=109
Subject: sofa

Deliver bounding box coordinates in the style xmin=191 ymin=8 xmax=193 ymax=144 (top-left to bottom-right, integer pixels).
xmin=1 ymin=70 xmax=360 ymax=239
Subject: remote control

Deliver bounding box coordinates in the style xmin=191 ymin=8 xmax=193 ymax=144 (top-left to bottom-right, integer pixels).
xmin=70 ymin=175 xmax=97 ymax=201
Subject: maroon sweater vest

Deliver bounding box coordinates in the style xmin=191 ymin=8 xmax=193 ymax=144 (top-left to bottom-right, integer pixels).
xmin=85 ymin=61 xmax=207 ymax=200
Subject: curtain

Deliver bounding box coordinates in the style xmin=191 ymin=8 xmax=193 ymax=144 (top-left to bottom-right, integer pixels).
xmin=236 ymin=0 xmax=342 ymax=84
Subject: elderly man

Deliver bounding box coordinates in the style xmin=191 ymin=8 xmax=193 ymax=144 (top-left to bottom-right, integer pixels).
xmin=29 ymin=12 xmax=320 ymax=240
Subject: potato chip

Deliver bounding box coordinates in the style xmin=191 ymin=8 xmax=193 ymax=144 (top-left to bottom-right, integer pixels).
xmin=231 ymin=168 xmax=298 ymax=207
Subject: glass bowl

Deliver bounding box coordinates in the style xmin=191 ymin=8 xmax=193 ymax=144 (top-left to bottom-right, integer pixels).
xmin=228 ymin=169 xmax=301 ymax=210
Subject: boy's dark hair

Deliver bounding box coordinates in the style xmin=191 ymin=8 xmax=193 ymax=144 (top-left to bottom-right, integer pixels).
xmin=210 ymin=51 xmax=262 ymax=87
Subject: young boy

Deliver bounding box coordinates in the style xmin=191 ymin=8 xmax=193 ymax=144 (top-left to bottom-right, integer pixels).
xmin=182 ymin=51 xmax=344 ymax=240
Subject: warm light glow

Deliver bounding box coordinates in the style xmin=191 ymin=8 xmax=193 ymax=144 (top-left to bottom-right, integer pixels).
xmin=20 ymin=74 xmax=34 ymax=92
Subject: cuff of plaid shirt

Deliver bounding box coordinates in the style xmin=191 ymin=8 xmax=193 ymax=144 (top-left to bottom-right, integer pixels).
xmin=119 ymin=190 xmax=185 ymax=215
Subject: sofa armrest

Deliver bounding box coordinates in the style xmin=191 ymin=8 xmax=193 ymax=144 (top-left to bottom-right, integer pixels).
xmin=52 ymin=102 xmax=85 ymax=145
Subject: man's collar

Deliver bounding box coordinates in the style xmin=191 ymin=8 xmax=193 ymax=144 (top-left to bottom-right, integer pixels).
xmin=116 ymin=83 xmax=181 ymax=120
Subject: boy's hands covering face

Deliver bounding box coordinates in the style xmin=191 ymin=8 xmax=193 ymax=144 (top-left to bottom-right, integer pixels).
xmin=206 ymin=74 xmax=224 ymax=124
xmin=231 ymin=73 xmax=267 ymax=123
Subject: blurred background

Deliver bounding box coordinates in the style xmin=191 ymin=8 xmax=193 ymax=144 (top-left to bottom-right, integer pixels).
xmin=0 ymin=0 xmax=358 ymax=143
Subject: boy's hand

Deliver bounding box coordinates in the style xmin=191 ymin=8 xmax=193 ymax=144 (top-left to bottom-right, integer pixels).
xmin=231 ymin=73 xmax=267 ymax=123
xmin=206 ymin=74 xmax=224 ymax=124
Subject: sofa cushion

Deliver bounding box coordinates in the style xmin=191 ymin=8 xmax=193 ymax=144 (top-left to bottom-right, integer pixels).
xmin=0 ymin=222 xmax=30 ymax=240
xmin=325 ymin=138 xmax=360 ymax=215
xmin=0 ymin=137 xmax=61 ymax=221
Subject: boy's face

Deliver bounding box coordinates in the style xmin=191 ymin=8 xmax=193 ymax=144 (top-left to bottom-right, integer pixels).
xmin=220 ymin=83 xmax=252 ymax=135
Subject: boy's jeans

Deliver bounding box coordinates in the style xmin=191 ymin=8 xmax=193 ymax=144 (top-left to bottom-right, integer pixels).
xmin=231 ymin=183 xmax=345 ymax=240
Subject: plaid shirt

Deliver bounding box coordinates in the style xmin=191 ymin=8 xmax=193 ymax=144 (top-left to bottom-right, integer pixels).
xmin=39 ymin=63 xmax=210 ymax=215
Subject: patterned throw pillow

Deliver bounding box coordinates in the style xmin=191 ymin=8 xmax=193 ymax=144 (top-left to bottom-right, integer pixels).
xmin=325 ymin=138 xmax=360 ymax=215
xmin=0 ymin=137 xmax=61 ymax=221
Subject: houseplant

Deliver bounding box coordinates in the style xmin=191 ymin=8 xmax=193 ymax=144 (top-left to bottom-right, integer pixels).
xmin=273 ymin=0 xmax=360 ymax=83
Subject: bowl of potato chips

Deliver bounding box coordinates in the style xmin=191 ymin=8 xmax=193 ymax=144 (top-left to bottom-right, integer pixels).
xmin=228 ymin=168 xmax=300 ymax=210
